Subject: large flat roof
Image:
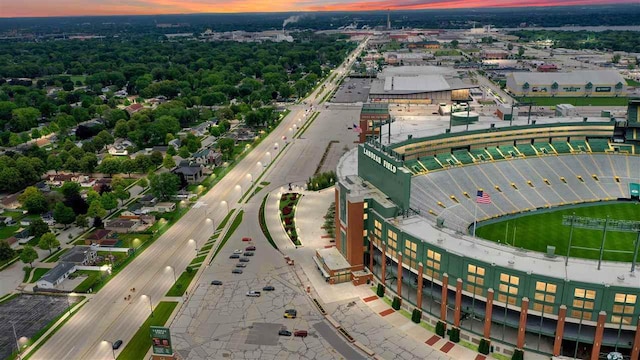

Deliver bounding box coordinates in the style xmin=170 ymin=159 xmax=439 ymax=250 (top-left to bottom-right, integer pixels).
xmin=317 ymin=247 xmax=351 ymax=271
xmin=509 ymin=70 xmax=625 ymax=85
xmin=370 ymin=75 xmax=475 ymax=95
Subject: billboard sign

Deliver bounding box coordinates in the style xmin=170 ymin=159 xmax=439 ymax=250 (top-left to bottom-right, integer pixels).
xmin=150 ymin=326 xmax=173 ymax=355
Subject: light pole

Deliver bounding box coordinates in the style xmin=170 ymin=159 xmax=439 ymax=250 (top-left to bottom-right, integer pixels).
xmin=66 ymin=292 xmax=77 ymax=315
xmin=206 ymin=217 xmax=215 ymax=233
xmin=142 ymin=295 xmax=154 ymax=317
xmin=220 ymin=200 xmax=229 ymax=214
xmin=102 ymin=340 xmax=116 ymax=359
xmin=166 ymin=266 xmax=177 ymax=284
xmin=235 ymin=184 xmax=242 ymax=198
xmin=11 ymin=322 xmax=20 ymax=360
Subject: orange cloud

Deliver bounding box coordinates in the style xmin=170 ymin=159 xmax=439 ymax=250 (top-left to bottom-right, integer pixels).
xmin=0 ymin=0 xmax=633 ymax=18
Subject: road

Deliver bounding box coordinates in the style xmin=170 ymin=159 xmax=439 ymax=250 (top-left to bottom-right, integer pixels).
xmin=31 ymin=38 xmax=367 ymax=360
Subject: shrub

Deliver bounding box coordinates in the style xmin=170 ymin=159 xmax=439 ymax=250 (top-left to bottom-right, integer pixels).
xmin=435 ymin=321 xmax=446 ymax=337
xmin=282 ymin=206 xmax=292 ymax=216
xmin=449 ymin=327 xmax=460 ymax=343
xmin=284 ymin=217 xmax=293 ymax=225
xmin=411 ymin=309 xmax=422 ymax=323
xmin=376 ymin=283 xmax=385 ymax=297
xmin=391 ymin=296 xmax=401 ymax=310
xmin=186 ymin=267 xmax=193 ymax=273
xmin=478 ymin=338 xmax=490 ymax=355
xmin=512 ymin=349 xmax=524 ymax=360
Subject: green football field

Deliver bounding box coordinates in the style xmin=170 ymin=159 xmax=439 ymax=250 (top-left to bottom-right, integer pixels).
xmin=475 ymin=202 xmax=640 ymax=262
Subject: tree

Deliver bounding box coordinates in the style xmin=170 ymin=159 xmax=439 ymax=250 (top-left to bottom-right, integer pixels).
xmin=75 ymin=214 xmax=89 ymax=229
xmin=0 ymin=240 xmax=16 ymax=262
xmin=53 ymin=202 xmax=76 ymax=227
xmin=47 ymin=154 xmax=63 ymax=173
xmin=517 ymin=46 xmax=525 ymax=57
xmin=166 ymin=146 xmax=177 ymax=156
xmin=150 ymin=173 xmax=180 ymax=200
xmin=163 ymin=154 xmax=176 ymax=169
xmin=507 ymin=43 xmax=514 ymax=51
xmin=38 ymin=232 xmax=60 ymax=254
xmin=28 ymin=218 xmax=50 ymax=239
xmin=20 ymin=245 xmax=38 ymax=268
xmin=100 ymin=192 xmax=118 ymax=212
xmin=178 ymin=146 xmax=191 ymax=158
xmin=113 ymin=187 xmax=130 ymax=205
xmin=87 ymin=200 xmax=107 ymax=219
xmin=450 ymin=40 xmax=459 ymax=48
xmin=218 ymin=138 xmax=235 ymax=160
xmin=11 ymin=107 xmax=41 ymax=132
xmin=18 ymin=186 xmax=49 ymax=214
xmin=138 ymin=178 xmax=149 ymax=189
xmin=149 ymin=151 xmax=163 ymax=167
xmin=31 ymin=128 xmax=41 ymax=140
xmin=612 ymin=54 xmax=621 ymax=63
xmin=61 ymin=181 xmax=81 ymax=199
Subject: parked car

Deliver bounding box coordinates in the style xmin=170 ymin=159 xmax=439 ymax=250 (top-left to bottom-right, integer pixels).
xmin=242 ymin=237 xmax=252 ymax=242
xmin=294 ymin=330 xmax=308 ymax=338
xmin=284 ymin=309 xmax=297 ymax=319
xmin=262 ymin=285 xmax=275 ymax=291
xmin=232 ymin=269 xmax=243 ymax=274
xmin=246 ymin=290 xmax=261 ymax=297
xmin=278 ymin=329 xmax=292 ymax=336
xmin=243 ymin=251 xmax=254 ymax=256
xmin=235 ymin=263 xmax=247 ymax=268
xmin=233 ymin=249 xmax=243 ymax=254
xmin=245 ymin=245 xmax=256 ymax=251
xmin=112 ymin=340 xmax=123 ymax=349
xmin=229 ymin=254 xmax=240 ymax=259
xmin=210 ymin=280 xmax=223 ymax=285
xmin=239 ymin=257 xmax=250 ymax=262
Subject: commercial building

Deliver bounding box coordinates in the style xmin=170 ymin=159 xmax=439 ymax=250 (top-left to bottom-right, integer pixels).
xmin=369 ymin=74 xmax=475 ymax=103
xmin=334 ymin=110 xmax=640 ymax=359
xmin=505 ymin=70 xmax=627 ymax=97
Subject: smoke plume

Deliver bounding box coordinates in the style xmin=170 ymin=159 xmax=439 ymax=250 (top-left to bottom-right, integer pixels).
xmin=283 ymin=15 xmax=304 ymax=29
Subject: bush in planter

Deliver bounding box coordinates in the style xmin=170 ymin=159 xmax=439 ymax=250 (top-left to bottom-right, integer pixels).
xmin=282 ymin=206 xmax=292 ymax=216
xmin=391 ymin=296 xmax=401 ymax=310
xmin=376 ymin=283 xmax=385 ymax=297
xmin=512 ymin=349 xmax=524 ymax=360
xmin=478 ymin=338 xmax=490 ymax=355
xmin=411 ymin=309 xmax=422 ymax=323
xmin=435 ymin=321 xmax=446 ymax=337
xmin=284 ymin=217 xmax=293 ymax=225
xmin=449 ymin=327 xmax=460 ymax=343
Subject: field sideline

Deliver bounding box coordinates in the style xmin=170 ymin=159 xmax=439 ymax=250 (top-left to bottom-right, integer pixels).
xmin=475 ymin=202 xmax=640 ymax=262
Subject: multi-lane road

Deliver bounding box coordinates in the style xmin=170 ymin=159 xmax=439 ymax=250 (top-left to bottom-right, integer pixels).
xmin=31 ymin=39 xmax=367 ymax=360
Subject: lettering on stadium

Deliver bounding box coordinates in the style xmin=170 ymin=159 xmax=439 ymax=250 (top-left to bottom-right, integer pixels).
xmin=363 ymin=147 xmax=396 ymax=174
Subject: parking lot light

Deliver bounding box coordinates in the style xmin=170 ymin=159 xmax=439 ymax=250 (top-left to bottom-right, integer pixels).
xmin=101 ymin=340 xmax=116 ymax=359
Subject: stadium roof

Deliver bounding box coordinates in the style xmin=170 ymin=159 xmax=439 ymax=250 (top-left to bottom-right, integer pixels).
xmin=370 ymin=75 xmax=475 ymax=95
xmin=509 ymin=70 xmax=625 ymax=85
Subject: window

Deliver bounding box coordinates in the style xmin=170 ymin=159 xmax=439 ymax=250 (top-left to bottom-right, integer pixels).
xmin=425 ymin=248 xmax=441 ymax=280
xmin=497 ymin=273 xmax=519 ymax=305
xmin=611 ymin=293 xmax=637 ymax=325
xmin=466 ymin=264 xmax=485 ymax=295
xmin=387 ymin=230 xmax=397 ymax=259
xmin=373 ymin=220 xmax=382 ymax=247
xmin=533 ymin=281 xmax=557 ymax=314
xmin=403 ymin=239 xmax=418 ymax=269
xmin=363 ymin=213 xmax=368 ymax=220
xmin=570 ymin=288 xmax=597 ymax=321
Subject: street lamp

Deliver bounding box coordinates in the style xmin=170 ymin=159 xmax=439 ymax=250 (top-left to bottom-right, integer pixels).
xmin=11 ymin=322 xmax=21 ymax=360
xmin=66 ymin=292 xmax=77 ymax=315
xmin=220 ymin=200 xmax=229 ymax=214
xmin=265 ymin=152 xmax=272 ymax=163
xmin=101 ymin=340 xmax=116 ymax=359
xmin=166 ymin=266 xmax=177 ymax=284
xmin=141 ymin=295 xmax=154 ymax=317
xmin=206 ymin=217 xmax=215 ymax=232
xmin=235 ymin=184 xmax=242 ymax=196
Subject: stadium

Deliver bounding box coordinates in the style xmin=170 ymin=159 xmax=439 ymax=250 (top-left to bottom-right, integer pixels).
xmin=333 ymin=100 xmax=640 ymax=360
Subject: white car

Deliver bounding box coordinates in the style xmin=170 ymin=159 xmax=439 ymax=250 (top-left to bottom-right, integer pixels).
xmin=246 ymin=291 xmax=261 ymax=297
xmin=233 ymin=249 xmax=243 ymax=254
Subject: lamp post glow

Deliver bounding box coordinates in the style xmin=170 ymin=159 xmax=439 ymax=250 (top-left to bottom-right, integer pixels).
xmin=102 ymin=340 xmax=116 ymax=359
xmin=220 ymin=200 xmax=229 ymax=214
xmin=142 ymin=295 xmax=154 ymax=317
xmin=166 ymin=266 xmax=177 ymax=284
xmin=66 ymin=292 xmax=77 ymax=315
xmin=265 ymin=152 xmax=272 ymax=163
xmin=206 ymin=217 xmax=215 ymax=232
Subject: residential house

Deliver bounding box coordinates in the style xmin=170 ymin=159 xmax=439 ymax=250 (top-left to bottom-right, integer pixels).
xmin=37 ymin=262 xmax=77 ymax=289
xmin=172 ymin=161 xmax=204 ymax=185
xmin=0 ymin=193 xmax=20 ymax=210
xmin=126 ymin=203 xmax=144 ymax=215
xmin=15 ymin=228 xmax=33 ymax=245
xmin=46 ymin=174 xmax=75 ymax=187
xmin=35 ymin=181 xmax=51 ymax=193
xmin=139 ymin=194 xmax=158 ymax=206
xmin=125 ymin=103 xmax=143 ymax=115
xmin=105 ymin=219 xmax=140 ymax=233
xmin=79 ymin=177 xmax=97 ymax=187
xmin=20 ymin=218 xmax=33 ymax=227
xmin=114 ymin=89 xmax=128 ymax=98
xmin=85 ymin=229 xmax=118 ymax=246
xmin=119 ymin=214 xmax=156 ymax=231
xmin=190 ymin=121 xmax=214 ymax=136
xmin=41 ymin=211 xmax=55 ymax=226
xmin=154 ymin=202 xmax=176 ymax=213
xmin=191 ymin=148 xmax=223 ymax=166
xmin=0 ymin=216 xmax=16 ymax=226
xmin=107 ymin=144 xmax=129 ymax=156
xmin=93 ymin=179 xmax=112 ymax=192
xmin=60 ymin=245 xmax=97 ymax=265
xmin=5 ymin=237 xmax=19 ymax=249
xmin=168 ymin=138 xmax=181 ymax=149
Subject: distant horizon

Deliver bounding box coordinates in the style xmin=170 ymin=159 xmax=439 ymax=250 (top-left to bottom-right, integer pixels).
xmin=1 ymin=0 xmax=637 ymax=19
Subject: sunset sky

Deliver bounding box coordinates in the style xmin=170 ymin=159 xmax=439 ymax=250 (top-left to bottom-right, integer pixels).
xmin=1 ymin=0 xmax=633 ymax=18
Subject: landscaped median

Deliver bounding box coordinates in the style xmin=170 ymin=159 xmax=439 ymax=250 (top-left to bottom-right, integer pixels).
xmin=279 ymin=193 xmax=301 ymax=246
xmin=116 ymin=301 xmax=178 ymax=360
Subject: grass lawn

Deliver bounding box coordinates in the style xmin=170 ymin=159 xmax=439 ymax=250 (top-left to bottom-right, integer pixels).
xmin=166 ymin=269 xmax=197 ymax=296
xmin=116 ymin=301 xmax=178 ymax=360
xmin=515 ymin=96 xmax=629 ymax=106
xmin=213 ymin=210 xmax=244 ymax=259
xmin=259 ymin=194 xmax=278 ymax=250
xmin=476 ymin=202 xmax=640 ymax=262
xmin=73 ymin=270 xmax=103 ymax=293
xmin=28 ymin=268 xmax=50 ymax=283
xmin=23 ymin=268 xmax=32 ymax=282
xmin=0 ymin=225 xmax=20 ymax=239
xmin=116 ymin=233 xmax=152 ymax=248
xmin=625 ymin=78 xmax=640 ymax=87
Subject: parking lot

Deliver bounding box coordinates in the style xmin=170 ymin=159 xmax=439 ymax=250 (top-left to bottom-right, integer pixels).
xmin=0 ymin=294 xmax=79 ymax=359
xmin=330 ymin=77 xmax=372 ymax=103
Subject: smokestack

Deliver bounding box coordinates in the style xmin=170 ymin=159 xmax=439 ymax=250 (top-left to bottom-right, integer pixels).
xmin=387 ymin=10 xmax=391 ymax=30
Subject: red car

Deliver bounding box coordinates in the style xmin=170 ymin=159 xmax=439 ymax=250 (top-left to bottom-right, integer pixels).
xmin=242 ymin=237 xmax=252 ymax=242
xmin=294 ymin=330 xmax=308 ymax=338
xmin=245 ymin=246 xmax=256 ymax=251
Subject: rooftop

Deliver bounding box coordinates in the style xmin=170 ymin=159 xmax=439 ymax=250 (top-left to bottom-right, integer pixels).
xmin=39 ymin=262 xmax=76 ymax=284
xmin=317 ymin=247 xmax=352 ymax=271
xmin=509 ymin=70 xmax=626 ymax=85
xmin=60 ymin=246 xmax=94 ymax=264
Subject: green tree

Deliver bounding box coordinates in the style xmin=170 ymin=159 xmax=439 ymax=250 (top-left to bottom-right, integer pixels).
xmin=46 ymin=154 xmax=62 ymax=174
xmin=100 ymin=192 xmax=118 ymax=211
xmin=18 ymin=186 xmax=49 ymax=214
xmin=38 ymin=232 xmax=60 ymax=254
xmin=75 ymin=214 xmax=89 ymax=229
xmin=31 ymin=128 xmax=41 ymax=140
xmin=451 ymin=40 xmax=459 ymax=48
xmin=612 ymin=54 xmax=621 ymax=63
xmin=113 ymin=187 xmax=130 ymax=205
xmin=28 ymin=218 xmax=50 ymax=238
xmin=167 ymin=145 xmax=177 ymax=156
xmin=11 ymin=107 xmax=41 ymax=132
xmin=138 ymin=178 xmax=149 ymax=189
xmin=87 ymin=200 xmax=107 ymax=219
xmin=178 ymin=146 xmax=191 ymax=158
xmin=150 ymin=172 xmax=180 ymax=200
xmin=163 ymin=154 xmax=176 ymax=169
xmin=149 ymin=151 xmax=164 ymax=167
xmin=53 ymin=202 xmax=76 ymax=227
xmin=61 ymin=181 xmax=81 ymax=199
xmin=518 ymin=46 xmax=525 ymax=57
xmin=507 ymin=43 xmax=514 ymax=51
xmin=218 ymin=138 xmax=235 ymax=160
xmin=0 ymin=240 xmax=16 ymax=262
xmin=20 ymin=245 xmax=38 ymax=268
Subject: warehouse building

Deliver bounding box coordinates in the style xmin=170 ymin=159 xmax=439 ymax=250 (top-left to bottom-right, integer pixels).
xmin=505 ymin=70 xmax=627 ymax=97
xmin=369 ymin=74 xmax=476 ymax=103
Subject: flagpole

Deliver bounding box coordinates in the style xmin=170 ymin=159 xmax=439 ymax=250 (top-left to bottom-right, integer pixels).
xmin=473 ymin=200 xmax=478 ymax=237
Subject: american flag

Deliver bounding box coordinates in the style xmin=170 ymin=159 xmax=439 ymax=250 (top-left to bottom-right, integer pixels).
xmin=476 ymin=190 xmax=491 ymax=204
xmin=353 ymin=123 xmax=363 ymax=134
